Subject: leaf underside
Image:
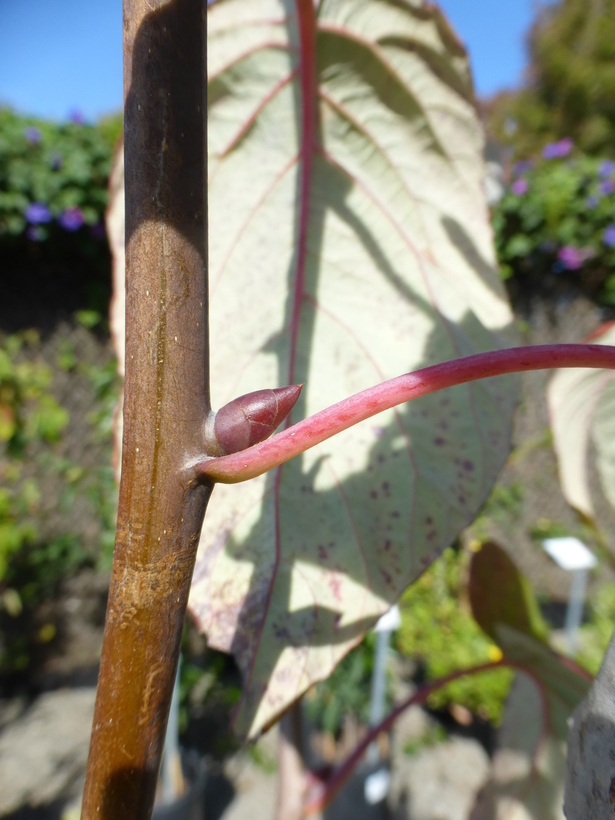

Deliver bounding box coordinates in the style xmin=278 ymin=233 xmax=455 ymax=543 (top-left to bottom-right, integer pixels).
xmin=186 ymin=0 xmax=518 ymax=738
xmin=548 ymin=322 xmax=615 ymax=519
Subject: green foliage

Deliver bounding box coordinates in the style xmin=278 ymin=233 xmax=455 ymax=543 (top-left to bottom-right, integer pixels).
xmin=0 ymin=329 xmax=120 ymax=674
xmin=0 ymin=334 xmax=88 ymax=673
xmin=0 ymin=332 xmax=82 ymax=611
xmin=248 ymin=742 xmax=278 ymax=774
xmin=402 ymin=723 xmax=446 ymax=757
xmin=0 ymin=330 xmax=68 ymax=453
xmin=469 ymin=541 xmax=550 ymax=648
xmin=486 ymin=0 xmax=615 ymax=157
xmin=0 ymin=484 xmax=38 ymax=582
xmin=396 ymin=547 xmax=514 ymax=725
xmin=575 ymin=582 xmax=615 ymax=676
xmin=86 ymin=464 xmax=118 ymax=570
xmin=81 ymin=359 xmax=121 ymax=568
xmin=96 ymin=113 xmax=124 ymax=152
xmin=528 ymin=518 xmax=572 ymax=542
xmin=6 ymin=533 xmax=87 ymax=608
xmin=75 ymin=309 xmax=103 ymax=330
xmin=479 ymin=481 xmax=525 ymax=522
xmin=306 ymin=633 xmax=390 ymax=737
xmin=177 ymin=624 xmax=242 ymax=757
xmin=0 ymin=108 xmax=114 ymax=241
xmin=179 ymin=654 xmax=241 ymax=731
xmin=0 ymin=111 xmax=116 ymax=320
xmin=493 ymin=152 xmax=615 ymax=305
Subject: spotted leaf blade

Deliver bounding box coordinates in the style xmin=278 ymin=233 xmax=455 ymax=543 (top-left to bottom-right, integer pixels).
xmin=189 ymin=0 xmax=518 ymax=738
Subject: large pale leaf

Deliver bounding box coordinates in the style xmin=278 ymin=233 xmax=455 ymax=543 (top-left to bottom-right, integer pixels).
xmin=471 ymin=626 xmax=590 ymax=820
xmin=189 ymin=0 xmax=517 ymax=737
xmin=547 ymin=322 xmax=615 ymax=518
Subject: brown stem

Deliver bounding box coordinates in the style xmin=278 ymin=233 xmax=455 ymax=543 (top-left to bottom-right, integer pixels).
xmin=81 ymin=1 xmax=210 ymax=818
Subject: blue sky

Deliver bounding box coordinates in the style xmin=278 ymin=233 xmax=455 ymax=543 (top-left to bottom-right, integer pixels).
xmin=0 ymin=1 xmax=552 ymax=122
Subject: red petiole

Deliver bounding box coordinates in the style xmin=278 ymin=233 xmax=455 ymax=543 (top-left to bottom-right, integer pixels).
xmin=194 ymin=344 xmax=615 ymax=484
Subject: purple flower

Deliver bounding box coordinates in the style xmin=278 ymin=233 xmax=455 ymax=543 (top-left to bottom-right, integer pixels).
xmin=512 ymin=178 xmax=528 ymax=196
xmin=25 ymin=202 xmax=52 ymax=224
xmin=600 ymin=180 xmax=615 ymax=196
xmin=68 ymin=109 xmax=85 ymax=125
xmin=599 ymin=160 xmax=615 ymax=179
xmin=542 ymin=138 xmax=573 ymax=160
xmin=58 ymin=207 xmax=85 ymax=231
xmin=26 ymin=226 xmax=44 ymax=242
xmin=24 ymin=126 xmax=41 ymax=144
xmin=50 ymin=155 xmax=63 ymax=171
xmin=604 ymin=224 xmax=615 ymax=247
xmin=558 ymin=138 xmax=574 ymax=156
xmin=542 ymin=143 xmax=560 ymax=160
xmin=558 ymin=246 xmax=584 ymax=270
xmin=586 ymin=195 xmax=600 ymax=209
xmin=513 ymin=161 xmax=532 ymax=176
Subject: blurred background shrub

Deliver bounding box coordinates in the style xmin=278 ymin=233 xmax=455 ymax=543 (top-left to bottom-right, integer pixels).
xmin=0 ymin=323 xmax=120 ymax=679
xmin=485 ymin=0 xmax=615 ymax=158
xmin=0 ymin=108 xmax=121 ymax=242
xmin=492 ymin=151 xmax=615 ymax=305
xmin=0 ymin=109 xmax=122 ymax=682
xmin=396 ymin=546 xmax=514 ymax=726
xmin=305 ymin=632 xmax=389 ymax=739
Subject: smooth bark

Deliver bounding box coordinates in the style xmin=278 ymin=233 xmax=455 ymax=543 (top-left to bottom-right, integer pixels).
xmin=82 ymin=1 xmax=211 ymax=817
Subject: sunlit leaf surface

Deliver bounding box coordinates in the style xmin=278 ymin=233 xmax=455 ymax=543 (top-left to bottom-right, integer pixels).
xmin=186 ymin=0 xmax=517 ymax=737
xmin=548 ymin=322 xmax=615 ymax=518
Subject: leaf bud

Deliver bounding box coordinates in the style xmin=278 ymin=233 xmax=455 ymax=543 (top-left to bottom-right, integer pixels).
xmin=213 ymin=384 xmax=303 ymax=454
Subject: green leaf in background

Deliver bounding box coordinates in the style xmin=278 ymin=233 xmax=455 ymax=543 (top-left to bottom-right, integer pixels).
xmin=469 ymin=540 xmax=549 ymax=645
xmin=547 ymin=321 xmax=615 ymax=518
xmin=27 ymin=395 xmax=69 ymax=443
xmin=471 ymin=625 xmax=591 ymax=820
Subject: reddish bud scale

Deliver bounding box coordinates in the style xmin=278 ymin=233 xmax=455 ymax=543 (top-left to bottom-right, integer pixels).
xmin=214 ymin=384 xmax=303 ymax=454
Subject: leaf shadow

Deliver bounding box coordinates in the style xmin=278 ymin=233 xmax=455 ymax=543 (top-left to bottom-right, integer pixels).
xmin=222 ymin=306 xmax=516 ymax=735
xmin=441 ymin=215 xmax=506 ymax=302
